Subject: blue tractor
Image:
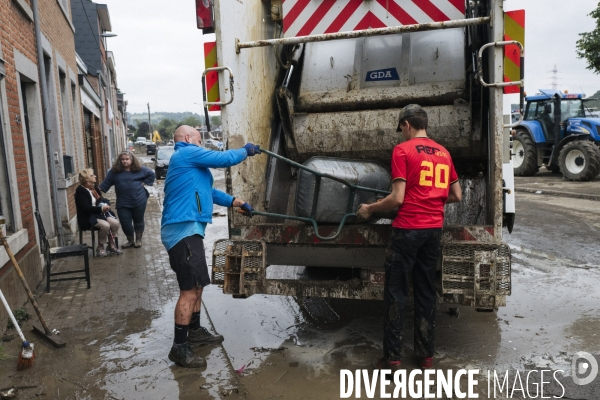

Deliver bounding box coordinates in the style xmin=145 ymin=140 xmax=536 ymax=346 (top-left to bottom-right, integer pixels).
xmin=513 ymin=90 xmax=600 ymax=181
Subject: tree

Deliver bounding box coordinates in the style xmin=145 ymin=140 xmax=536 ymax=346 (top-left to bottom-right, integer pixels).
xmin=156 ymin=118 xmax=178 ymax=139
xmin=210 ymin=115 xmax=221 ymax=126
xmin=577 ymin=5 xmax=600 ymax=74
xmin=180 ymin=115 xmax=202 ymax=128
xmin=136 ymin=121 xmax=150 ymax=137
xmin=159 ymin=118 xmax=176 ymax=129
xmin=127 ymin=124 xmax=137 ymax=134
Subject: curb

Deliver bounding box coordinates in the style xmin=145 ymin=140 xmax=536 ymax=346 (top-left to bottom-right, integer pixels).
xmin=515 ymin=187 xmax=600 ymax=202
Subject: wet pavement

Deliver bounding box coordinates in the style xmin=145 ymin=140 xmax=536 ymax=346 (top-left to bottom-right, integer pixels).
xmin=514 ymin=166 xmax=600 ymax=200
xmin=0 ymin=153 xmax=599 ymax=399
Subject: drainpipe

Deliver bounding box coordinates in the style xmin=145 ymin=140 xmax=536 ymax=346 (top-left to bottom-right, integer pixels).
xmin=32 ymin=0 xmax=64 ymax=246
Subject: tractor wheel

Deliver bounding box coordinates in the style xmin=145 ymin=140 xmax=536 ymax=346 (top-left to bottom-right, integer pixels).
xmin=512 ymin=131 xmax=539 ymax=176
xmin=558 ymin=141 xmax=600 ymax=181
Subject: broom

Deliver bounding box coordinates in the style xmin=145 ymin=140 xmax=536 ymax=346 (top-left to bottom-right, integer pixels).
xmin=0 ymin=288 xmax=35 ymax=370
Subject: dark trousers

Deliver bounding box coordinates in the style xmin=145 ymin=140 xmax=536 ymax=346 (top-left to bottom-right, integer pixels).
xmin=117 ymin=201 xmax=148 ymax=237
xmin=383 ymin=228 xmax=442 ymax=362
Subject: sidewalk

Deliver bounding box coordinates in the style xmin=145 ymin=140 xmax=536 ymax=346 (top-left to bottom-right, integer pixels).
xmin=514 ymin=167 xmax=600 ymax=201
xmin=0 ymin=193 xmax=244 ymax=399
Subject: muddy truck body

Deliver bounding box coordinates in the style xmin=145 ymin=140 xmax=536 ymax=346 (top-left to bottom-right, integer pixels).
xmin=200 ymin=0 xmax=519 ymax=311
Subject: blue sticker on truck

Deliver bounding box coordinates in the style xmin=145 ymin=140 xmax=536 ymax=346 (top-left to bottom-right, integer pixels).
xmin=366 ymin=68 xmax=400 ymax=81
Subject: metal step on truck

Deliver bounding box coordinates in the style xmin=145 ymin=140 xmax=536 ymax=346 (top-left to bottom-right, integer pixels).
xmin=197 ymin=0 xmax=520 ymax=311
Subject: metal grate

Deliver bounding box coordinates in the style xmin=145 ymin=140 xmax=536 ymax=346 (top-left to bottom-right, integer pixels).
xmin=244 ymin=273 xmax=260 ymax=282
xmin=213 ymin=271 xmax=225 ymax=283
xmin=212 ymin=239 xmax=266 ymax=295
xmin=444 ymin=281 xmax=473 ymax=290
xmin=442 ymin=241 xmax=511 ymax=296
xmin=444 ymin=261 xmax=474 ymax=277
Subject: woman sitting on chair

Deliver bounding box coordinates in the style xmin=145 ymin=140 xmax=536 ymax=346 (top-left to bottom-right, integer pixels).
xmin=75 ymin=168 xmax=123 ymax=257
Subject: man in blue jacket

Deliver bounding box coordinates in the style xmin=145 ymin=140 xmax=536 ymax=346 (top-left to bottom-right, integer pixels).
xmin=161 ymin=125 xmax=260 ymax=368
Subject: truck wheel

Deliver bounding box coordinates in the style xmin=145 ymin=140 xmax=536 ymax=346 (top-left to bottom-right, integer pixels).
xmin=512 ymin=131 xmax=539 ymax=176
xmin=558 ymin=141 xmax=600 ymax=181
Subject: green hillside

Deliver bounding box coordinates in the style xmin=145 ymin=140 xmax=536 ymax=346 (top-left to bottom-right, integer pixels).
xmin=128 ymin=111 xmax=204 ymax=127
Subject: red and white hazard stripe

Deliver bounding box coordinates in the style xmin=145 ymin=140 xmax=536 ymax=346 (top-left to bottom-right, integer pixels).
xmin=282 ymin=0 xmax=465 ymax=38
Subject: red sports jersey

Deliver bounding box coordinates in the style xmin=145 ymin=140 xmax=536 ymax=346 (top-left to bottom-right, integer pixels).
xmin=391 ymin=138 xmax=458 ymax=229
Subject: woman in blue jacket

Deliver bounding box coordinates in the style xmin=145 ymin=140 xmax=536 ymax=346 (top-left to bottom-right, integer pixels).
xmin=100 ymin=151 xmax=155 ymax=248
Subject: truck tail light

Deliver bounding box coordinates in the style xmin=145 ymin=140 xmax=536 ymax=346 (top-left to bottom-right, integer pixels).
xmin=196 ymin=0 xmax=214 ymax=34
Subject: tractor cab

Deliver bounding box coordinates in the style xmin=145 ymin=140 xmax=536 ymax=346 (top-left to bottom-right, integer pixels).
xmin=513 ymin=90 xmax=600 ymax=181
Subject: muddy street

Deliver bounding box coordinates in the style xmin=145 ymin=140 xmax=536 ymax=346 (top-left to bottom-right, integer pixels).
xmin=0 ymin=162 xmax=599 ymax=400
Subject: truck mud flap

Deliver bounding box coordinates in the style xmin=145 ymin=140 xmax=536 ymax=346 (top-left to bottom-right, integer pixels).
xmin=442 ymin=241 xmax=511 ymax=310
xmin=212 ymin=239 xmax=266 ymax=298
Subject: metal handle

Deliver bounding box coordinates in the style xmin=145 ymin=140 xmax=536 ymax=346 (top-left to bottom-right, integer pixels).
xmin=247 ymin=210 xmax=356 ymax=241
xmin=202 ymin=66 xmax=234 ymax=106
xmin=260 ymin=148 xmax=390 ymax=196
xmin=505 ymin=113 xmax=524 ymax=129
xmin=237 ymin=148 xmax=391 ymax=241
xmin=477 ymin=40 xmax=524 ymax=88
xmin=478 ymin=40 xmax=525 ymax=128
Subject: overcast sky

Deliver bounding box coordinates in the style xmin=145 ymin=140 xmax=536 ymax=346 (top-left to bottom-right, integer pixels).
xmin=99 ymin=0 xmax=212 ymax=115
xmin=100 ymin=0 xmax=600 ymax=114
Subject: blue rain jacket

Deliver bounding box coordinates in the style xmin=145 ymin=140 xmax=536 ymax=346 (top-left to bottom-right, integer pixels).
xmin=161 ymin=142 xmax=247 ymax=227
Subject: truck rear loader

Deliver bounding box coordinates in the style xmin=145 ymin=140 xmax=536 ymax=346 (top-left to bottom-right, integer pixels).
xmin=198 ymin=0 xmax=519 ymax=311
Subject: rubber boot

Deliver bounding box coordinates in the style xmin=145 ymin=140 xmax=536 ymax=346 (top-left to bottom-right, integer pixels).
xmin=134 ymin=231 xmax=143 ymax=248
xmin=122 ymin=236 xmax=135 ymax=249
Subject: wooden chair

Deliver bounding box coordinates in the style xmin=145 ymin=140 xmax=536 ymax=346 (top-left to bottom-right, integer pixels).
xmin=34 ymin=211 xmax=90 ymax=292
xmin=79 ymin=226 xmax=98 ymax=257
xmin=78 ymin=225 xmax=119 ymax=257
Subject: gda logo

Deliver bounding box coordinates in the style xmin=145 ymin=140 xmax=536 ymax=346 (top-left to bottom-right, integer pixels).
xmin=571 ymin=351 xmax=599 ymax=385
xmin=365 ymin=68 xmax=399 ymax=82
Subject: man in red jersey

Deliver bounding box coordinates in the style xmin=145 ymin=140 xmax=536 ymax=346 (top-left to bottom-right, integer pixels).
xmin=357 ymin=104 xmax=462 ymax=371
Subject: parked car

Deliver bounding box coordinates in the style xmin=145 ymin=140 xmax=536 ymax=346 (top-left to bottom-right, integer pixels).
xmin=152 ymin=146 xmax=175 ymax=179
xmin=204 ymin=139 xmax=224 ymax=151
xmin=167 ymin=139 xmax=174 ymax=145
xmin=135 ymin=137 xmax=147 ymax=146
xmin=146 ymin=142 xmax=157 ymax=155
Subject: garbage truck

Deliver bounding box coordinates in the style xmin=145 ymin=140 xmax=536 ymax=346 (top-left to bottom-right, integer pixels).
xmin=198 ymin=0 xmax=519 ymax=311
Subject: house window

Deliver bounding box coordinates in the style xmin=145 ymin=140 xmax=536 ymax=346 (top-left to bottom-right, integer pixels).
xmin=59 ymin=71 xmax=75 ymax=172
xmin=83 ymin=109 xmax=95 ymax=170
xmin=71 ymin=83 xmax=84 ymax=171
xmin=0 ymin=95 xmax=14 ymax=233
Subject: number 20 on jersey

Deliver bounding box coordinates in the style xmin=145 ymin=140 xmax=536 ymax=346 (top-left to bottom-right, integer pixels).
xmin=419 ymin=161 xmax=450 ymax=188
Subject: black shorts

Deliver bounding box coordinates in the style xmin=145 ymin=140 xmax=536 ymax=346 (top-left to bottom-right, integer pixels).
xmin=167 ymin=234 xmax=210 ymax=290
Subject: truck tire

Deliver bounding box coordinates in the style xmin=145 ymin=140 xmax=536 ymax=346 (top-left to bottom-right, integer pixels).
xmin=513 ymin=131 xmax=539 ymax=176
xmin=558 ymin=141 xmax=600 ymax=181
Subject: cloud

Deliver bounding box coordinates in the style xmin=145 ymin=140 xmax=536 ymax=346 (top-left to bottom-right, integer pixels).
xmin=504 ymin=0 xmax=600 ymax=109
xmin=100 ymin=0 xmax=600 ymax=114
xmin=100 ymin=0 xmax=209 ymax=113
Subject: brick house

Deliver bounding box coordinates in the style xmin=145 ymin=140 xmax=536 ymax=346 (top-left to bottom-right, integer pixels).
xmin=71 ymin=0 xmax=125 ymax=182
xmin=0 ymin=0 xmax=46 ymax=326
xmin=0 ymin=0 xmax=126 ymax=330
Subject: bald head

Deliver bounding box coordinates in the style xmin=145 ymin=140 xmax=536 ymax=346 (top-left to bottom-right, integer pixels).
xmin=174 ymin=125 xmax=201 ymax=146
